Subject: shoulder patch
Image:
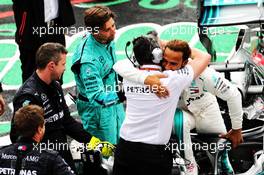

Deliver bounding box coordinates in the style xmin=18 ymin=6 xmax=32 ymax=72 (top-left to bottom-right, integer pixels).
xmin=98 ymin=56 xmax=105 ymax=64
xmin=40 ymin=93 xmax=47 ymax=101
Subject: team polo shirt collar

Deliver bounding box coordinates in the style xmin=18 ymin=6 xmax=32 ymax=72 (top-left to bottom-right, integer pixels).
xmin=140 ymin=65 xmax=162 ymax=71
xmin=90 ymin=34 xmax=113 ymax=48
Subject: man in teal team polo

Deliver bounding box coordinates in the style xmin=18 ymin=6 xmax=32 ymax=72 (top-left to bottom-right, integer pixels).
xmin=71 ymin=6 xmax=125 ymax=144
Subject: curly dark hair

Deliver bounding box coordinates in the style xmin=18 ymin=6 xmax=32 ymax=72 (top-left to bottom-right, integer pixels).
xmin=132 ymin=36 xmax=160 ymax=65
xmin=165 ymin=40 xmax=191 ymax=62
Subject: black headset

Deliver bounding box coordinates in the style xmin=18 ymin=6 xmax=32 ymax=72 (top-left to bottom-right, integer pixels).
xmin=125 ymin=41 xmax=138 ymax=67
xmin=125 ymin=35 xmax=163 ymax=67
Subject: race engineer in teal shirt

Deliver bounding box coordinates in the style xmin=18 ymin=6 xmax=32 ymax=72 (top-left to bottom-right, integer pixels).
xmin=71 ymin=6 xmax=125 ymax=144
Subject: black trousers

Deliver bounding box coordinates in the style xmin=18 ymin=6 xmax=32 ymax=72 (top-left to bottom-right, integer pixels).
xmin=113 ymin=138 xmax=173 ymax=175
xmin=19 ymin=33 xmax=65 ymax=82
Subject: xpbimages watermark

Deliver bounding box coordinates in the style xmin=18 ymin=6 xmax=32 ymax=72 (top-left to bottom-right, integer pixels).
xmin=32 ymin=140 xmax=87 ymax=153
xmin=32 ymin=26 xmax=99 ymax=37
xmin=164 ymin=25 xmax=238 ymax=38
xmin=165 ymin=141 xmax=232 ymax=154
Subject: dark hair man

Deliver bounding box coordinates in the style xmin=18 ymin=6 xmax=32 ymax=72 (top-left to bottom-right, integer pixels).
xmin=11 ymin=43 xmax=114 ymax=173
xmin=0 ymin=105 xmax=75 ymax=175
xmin=112 ymin=37 xmax=210 ymax=175
xmin=114 ymin=38 xmax=243 ymax=175
xmin=71 ymin=6 xmax=125 ymax=144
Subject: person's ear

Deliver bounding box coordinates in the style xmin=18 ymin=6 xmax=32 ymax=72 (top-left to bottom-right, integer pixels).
xmin=38 ymin=125 xmax=45 ymax=136
xmin=182 ymin=59 xmax=188 ymax=67
xmin=37 ymin=126 xmax=42 ymax=134
xmin=32 ymin=125 xmax=45 ymax=142
xmin=47 ymin=61 xmax=55 ymax=70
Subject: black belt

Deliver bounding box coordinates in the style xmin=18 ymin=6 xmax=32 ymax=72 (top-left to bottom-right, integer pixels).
xmin=78 ymin=94 xmax=89 ymax=102
xmin=119 ymin=138 xmax=166 ymax=151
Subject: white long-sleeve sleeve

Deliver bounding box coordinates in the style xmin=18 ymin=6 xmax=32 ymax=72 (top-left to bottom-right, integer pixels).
xmin=202 ymin=68 xmax=243 ymax=129
xmin=113 ymin=59 xmax=148 ymax=84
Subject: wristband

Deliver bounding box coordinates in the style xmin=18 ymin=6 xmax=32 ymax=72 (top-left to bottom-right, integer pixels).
xmin=0 ymin=83 xmax=3 ymax=93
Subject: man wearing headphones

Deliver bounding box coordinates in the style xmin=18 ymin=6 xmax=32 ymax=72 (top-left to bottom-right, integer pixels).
xmin=112 ymin=36 xmax=210 ymax=175
xmin=114 ymin=37 xmax=243 ymax=174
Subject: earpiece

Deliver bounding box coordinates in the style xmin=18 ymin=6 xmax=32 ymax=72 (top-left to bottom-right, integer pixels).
xmin=130 ymin=52 xmax=140 ymax=67
xmin=126 ymin=35 xmax=163 ymax=66
xmin=152 ymin=48 xmax=163 ymax=64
